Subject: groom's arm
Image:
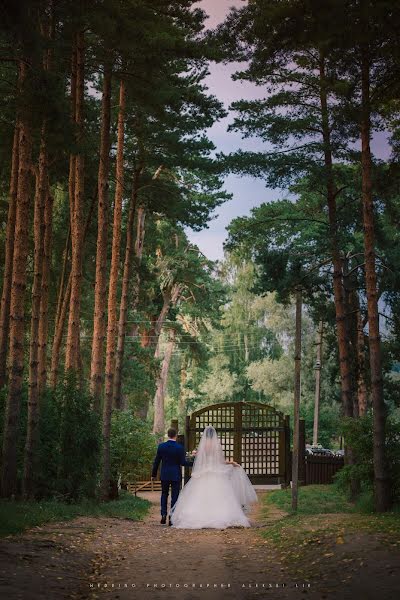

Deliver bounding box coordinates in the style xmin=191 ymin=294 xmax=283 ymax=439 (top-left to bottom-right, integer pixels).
xmin=179 ymin=445 xmax=192 ymax=467
xmin=152 ymin=446 xmax=162 ymax=479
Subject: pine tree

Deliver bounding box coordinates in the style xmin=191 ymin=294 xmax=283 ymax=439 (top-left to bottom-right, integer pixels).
xmin=65 ymin=30 xmax=85 ymax=373
xmin=1 ymin=58 xmax=33 ymax=497
xmin=90 ymin=62 xmax=113 ymax=405
xmin=101 ymin=79 xmax=126 ymax=499
xmin=0 ymin=120 xmax=19 ymax=388
xmin=218 ymin=0 xmax=356 ymax=418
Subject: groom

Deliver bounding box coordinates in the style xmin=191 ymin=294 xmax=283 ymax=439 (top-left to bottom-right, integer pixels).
xmin=151 ymin=428 xmax=192 ymax=525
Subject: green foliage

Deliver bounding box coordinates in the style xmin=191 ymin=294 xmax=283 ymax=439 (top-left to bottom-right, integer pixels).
xmin=36 ymin=375 xmax=102 ymax=501
xmin=301 ymin=400 xmax=341 ymax=449
xmin=121 ymin=342 xmax=158 ymax=414
xmin=0 ymin=490 xmax=150 ymax=537
xmin=199 ymin=354 xmax=243 ymax=404
xmin=0 ymin=384 xmax=28 ymax=494
xmin=334 ymin=413 xmax=400 ymax=505
xmin=110 ymin=409 xmax=157 ymax=483
xmin=0 ymin=377 xmax=101 ymax=501
xmin=0 ymin=379 xmax=158 ymax=501
xmin=225 ymin=171 xmax=364 ymax=308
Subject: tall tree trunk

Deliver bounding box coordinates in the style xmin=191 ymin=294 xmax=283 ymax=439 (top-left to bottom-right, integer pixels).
xmin=112 ymin=167 xmax=144 ymax=408
xmin=54 ymin=226 xmax=70 ymax=332
xmin=36 ymin=3 xmax=55 ymax=394
xmin=134 ymin=314 xmax=157 ymax=420
xmin=129 ymin=206 xmax=147 ymax=336
xmin=135 ymin=206 xmax=146 ymax=260
xmin=243 ymin=332 xmax=249 ymax=363
xmin=50 ymin=192 xmax=95 ymax=388
xmin=114 ymin=165 xmax=163 ymax=412
xmin=1 ymin=61 xmax=32 ymax=498
xmin=318 ymin=53 xmax=353 ymax=418
xmin=65 ymin=31 xmax=85 ymax=373
xmin=154 ymin=284 xmax=181 ymax=359
xmin=137 ymin=285 xmax=182 ymax=421
xmin=342 ymin=256 xmax=359 ymax=418
xmin=101 ymin=80 xmax=126 ymax=500
xmin=178 ymin=355 xmax=190 ymax=418
xmin=356 ymin=303 xmax=368 ymax=417
xmin=360 ymin=43 xmax=390 ymax=511
xmin=153 ymin=329 xmax=176 ymax=439
xmin=140 ymin=316 xmax=157 ymax=348
xmin=113 ymin=165 xmax=163 ymax=406
xmin=125 ymin=166 xmax=161 ymax=342
xmin=90 ymin=63 xmax=112 ymax=405
xmin=0 ymin=121 xmax=19 ymax=388
xmin=24 ymin=128 xmax=48 ymax=498
xmin=38 ymin=185 xmax=53 ymax=392
xmin=154 ymin=290 xmax=172 ymax=360
xmin=50 ymin=274 xmax=71 ymax=388
xmin=347 ymin=287 xmax=368 ymax=418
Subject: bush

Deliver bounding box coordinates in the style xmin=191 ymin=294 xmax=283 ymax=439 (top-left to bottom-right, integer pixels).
xmin=110 ymin=409 xmax=157 ymax=484
xmin=0 ymin=377 xmax=159 ymax=501
xmin=334 ymin=412 xmax=400 ymax=506
xmin=37 ymin=375 xmax=102 ymax=501
xmin=301 ymin=399 xmax=341 ymax=448
xmin=0 ymin=383 xmax=29 ymax=496
xmin=0 ymin=375 xmax=102 ymax=501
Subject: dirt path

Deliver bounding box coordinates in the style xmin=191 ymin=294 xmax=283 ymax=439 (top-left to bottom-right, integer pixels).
xmin=82 ymin=490 xmax=295 ymax=600
xmin=0 ymin=491 xmax=302 ymax=600
xmin=1 ymin=490 xmax=399 ymax=600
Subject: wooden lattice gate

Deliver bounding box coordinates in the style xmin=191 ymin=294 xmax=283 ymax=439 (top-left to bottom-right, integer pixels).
xmin=185 ymin=402 xmax=291 ymax=485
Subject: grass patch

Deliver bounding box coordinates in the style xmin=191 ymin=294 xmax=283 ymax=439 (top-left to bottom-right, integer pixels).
xmin=265 ymin=484 xmax=356 ymax=515
xmin=0 ymin=490 xmax=150 ymax=537
xmin=261 ymin=486 xmax=400 ymax=562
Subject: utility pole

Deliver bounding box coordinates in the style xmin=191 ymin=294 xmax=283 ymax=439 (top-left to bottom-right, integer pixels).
xmin=292 ymin=286 xmax=302 ymax=512
xmin=313 ymin=320 xmax=324 ymax=446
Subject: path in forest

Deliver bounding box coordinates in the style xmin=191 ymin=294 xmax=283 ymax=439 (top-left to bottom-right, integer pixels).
xmin=1 ymin=490 xmax=399 ymax=600
xmin=0 ymin=491 xmax=299 ymax=600
xmin=81 ymin=490 xmax=294 ymax=600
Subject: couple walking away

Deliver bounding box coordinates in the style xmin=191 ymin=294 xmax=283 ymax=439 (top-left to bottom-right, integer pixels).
xmin=151 ymin=425 xmax=258 ymax=529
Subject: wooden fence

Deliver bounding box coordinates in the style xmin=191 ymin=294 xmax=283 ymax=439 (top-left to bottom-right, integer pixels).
xmin=304 ymin=454 xmax=344 ymax=485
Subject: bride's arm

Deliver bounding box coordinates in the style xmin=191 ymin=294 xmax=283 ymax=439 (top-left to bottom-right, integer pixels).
xmin=225 ymin=459 xmax=240 ymax=467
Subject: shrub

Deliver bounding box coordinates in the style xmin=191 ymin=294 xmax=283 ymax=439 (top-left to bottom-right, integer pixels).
xmin=110 ymin=409 xmax=157 ymax=484
xmin=0 ymin=378 xmax=160 ymax=501
xmin=36 ymin=374 xmax=102 ymax=501
xmin=0 ymin=376 xmax=102 ymax=501
xmin=334 ymin=412 xmax=400 ymax=507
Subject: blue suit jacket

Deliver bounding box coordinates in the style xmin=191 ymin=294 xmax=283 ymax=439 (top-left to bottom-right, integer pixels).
xmin=152 ymin=440 xmax=190 ymax=482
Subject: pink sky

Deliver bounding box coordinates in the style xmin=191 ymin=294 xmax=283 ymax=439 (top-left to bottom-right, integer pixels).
xmin=199 ymin=0 xmax=244 ymax=27
xmin=187 ymin=0 xmax=272 ymax=260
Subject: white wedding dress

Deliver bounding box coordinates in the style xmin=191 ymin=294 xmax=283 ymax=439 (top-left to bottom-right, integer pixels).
xmin=170 ymin=426 xmax=258 ymax=529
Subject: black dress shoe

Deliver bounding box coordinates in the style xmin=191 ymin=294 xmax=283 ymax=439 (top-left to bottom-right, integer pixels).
xmin=168 ymin=516 xmax=172 ymax=526
xmin=161 ymin=515 xmax=167 ymax=524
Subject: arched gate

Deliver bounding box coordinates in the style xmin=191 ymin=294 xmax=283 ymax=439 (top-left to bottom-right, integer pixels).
xmin=185 ymin=401 xmax=290 ymax=485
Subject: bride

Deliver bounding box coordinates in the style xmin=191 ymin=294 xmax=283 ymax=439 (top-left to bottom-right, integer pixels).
xmin=170 ymin=425 xmax=258 ymax=529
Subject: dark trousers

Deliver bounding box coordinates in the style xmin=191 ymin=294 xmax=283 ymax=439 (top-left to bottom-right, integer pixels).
xmin=161 ymin=480 xmax=181 ymax=516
